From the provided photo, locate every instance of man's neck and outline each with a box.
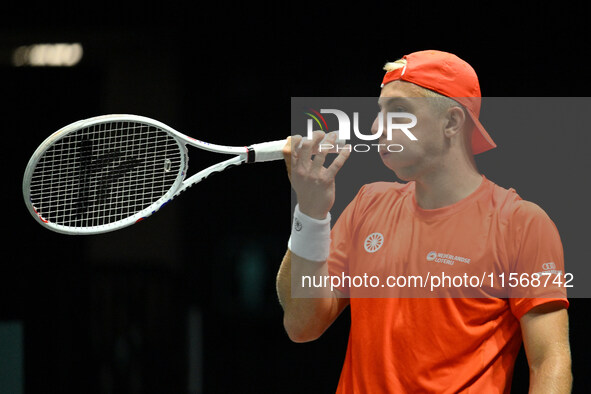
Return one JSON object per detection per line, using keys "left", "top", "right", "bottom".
{"left": 413, "top": 163, "right": 483, "bottom": 210}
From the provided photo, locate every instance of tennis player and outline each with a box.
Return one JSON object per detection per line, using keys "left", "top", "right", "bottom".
{"left": 276, "top": 50, "right": 572, "bottom": 392}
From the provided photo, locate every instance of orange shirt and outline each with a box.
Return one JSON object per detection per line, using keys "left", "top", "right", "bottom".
{"left": 327, "top": 176, "right": 568, "bottom": 393}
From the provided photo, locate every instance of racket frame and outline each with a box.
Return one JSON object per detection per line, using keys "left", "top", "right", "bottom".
{"left": 23, "top": 114, "right": 285, "bottom": 235}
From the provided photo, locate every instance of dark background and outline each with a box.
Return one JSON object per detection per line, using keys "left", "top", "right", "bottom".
{"left": 1, "top": 2, "right": 589, "bottom": 393}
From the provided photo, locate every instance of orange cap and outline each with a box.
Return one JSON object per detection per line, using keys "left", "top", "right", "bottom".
{"left": 381, "top": 50, "right": 496, "bottom": 155}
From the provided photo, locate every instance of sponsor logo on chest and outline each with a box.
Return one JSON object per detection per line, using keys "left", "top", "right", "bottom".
{"left": 426, "top": 251, "right": 471, "bottom": 265}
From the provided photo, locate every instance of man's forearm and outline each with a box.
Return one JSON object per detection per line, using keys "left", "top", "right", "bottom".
{"left": 521, "top": 304, "right": 572, "bottom": 394}
{"left": 528, "top": 353, "right": 572, "bottom": 393}
{"left": 276, "top": 249, "right": 341, "bottom": 342}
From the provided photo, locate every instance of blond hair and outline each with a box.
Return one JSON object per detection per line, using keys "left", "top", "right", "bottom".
{"left": 383, "top": 59, "right": 407, "bottom": 73}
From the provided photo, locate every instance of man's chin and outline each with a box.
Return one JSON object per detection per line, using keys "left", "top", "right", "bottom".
{"left": 382, "top": 161, "right": 418, "bottom": 182}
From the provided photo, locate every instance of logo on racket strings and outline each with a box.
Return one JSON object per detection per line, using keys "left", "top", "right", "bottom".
{"left": 75, "top": 137, "right": 143, "bottom": 217}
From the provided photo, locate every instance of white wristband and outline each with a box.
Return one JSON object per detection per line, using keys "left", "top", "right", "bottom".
{"left": 288, "top": 204, "right": 331, "bottom": 262}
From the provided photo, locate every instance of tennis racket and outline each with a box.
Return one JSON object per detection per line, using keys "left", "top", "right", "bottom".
{"left": 23, "top": 114, "right": 342, "bottom": 235}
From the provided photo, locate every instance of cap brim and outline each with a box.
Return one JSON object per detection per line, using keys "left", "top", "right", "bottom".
{"left": 467, "top": 109, "right": 496, "bottom": 155}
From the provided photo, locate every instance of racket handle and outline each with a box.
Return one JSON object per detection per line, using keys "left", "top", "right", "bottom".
{"left": 249, "top": 137, "right": 348, "bottom": 163}
{"left": 249, "top": 139, "right": 288, "bottom": 162}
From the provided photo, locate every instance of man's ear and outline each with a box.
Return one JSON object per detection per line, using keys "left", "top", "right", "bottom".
{"left": 443, "top": 106, "right": 467, "bottom": 139}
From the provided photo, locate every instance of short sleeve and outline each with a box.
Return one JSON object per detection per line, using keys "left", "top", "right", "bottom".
{"left": 507, "top": 201, "right": 569, "bottom": 319}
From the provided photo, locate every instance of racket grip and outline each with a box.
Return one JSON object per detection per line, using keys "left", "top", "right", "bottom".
{"left": 250, "top": 137, "right": 348, "bottom": 163}
{"left": 249, "top": 139, "right": 288, "bottom": 162}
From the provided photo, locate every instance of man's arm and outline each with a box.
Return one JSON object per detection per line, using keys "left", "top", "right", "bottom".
{"left": 276, "top": 249, "right": 349, "bottom": 342}
{"left": 520, "top": 301, "right": 572, "bottom": 393}
{"left": 276, "top": 133, "right": 351, "bottom": 342}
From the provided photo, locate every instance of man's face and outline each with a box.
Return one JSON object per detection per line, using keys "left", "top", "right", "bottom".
{"left": 372, "top": 81, "right": 447, "bottom": 181}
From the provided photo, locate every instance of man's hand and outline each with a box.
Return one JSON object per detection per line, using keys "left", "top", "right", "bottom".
{"left": 286, "top": 131, "right": 351, "bottom": 220}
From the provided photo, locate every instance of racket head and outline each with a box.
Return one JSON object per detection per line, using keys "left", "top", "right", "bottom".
{"left": 23, "top": 114, "right": 188, "bottom": 234}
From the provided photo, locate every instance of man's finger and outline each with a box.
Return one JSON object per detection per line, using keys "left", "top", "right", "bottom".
{"left": 311, "top": 132, "right": 337, "bottom": 169}
{"left": 298, "top": 130, "right": 326, "bottom": 162}
{"left": 290, "top": 135, "right": 304, "bottom": 160}
{"left": 326, "top": 145, "right": 352, "bottom": 178}
{"left": 282, "top": 136, "right": 292, "bottom": 159}
{"left": 283, "top": 136, "right": 293, "bottom": 181}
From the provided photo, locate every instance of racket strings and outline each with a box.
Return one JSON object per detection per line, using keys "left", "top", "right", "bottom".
{"left": 29, "top": 121, "right": 184, "bottom": 228}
